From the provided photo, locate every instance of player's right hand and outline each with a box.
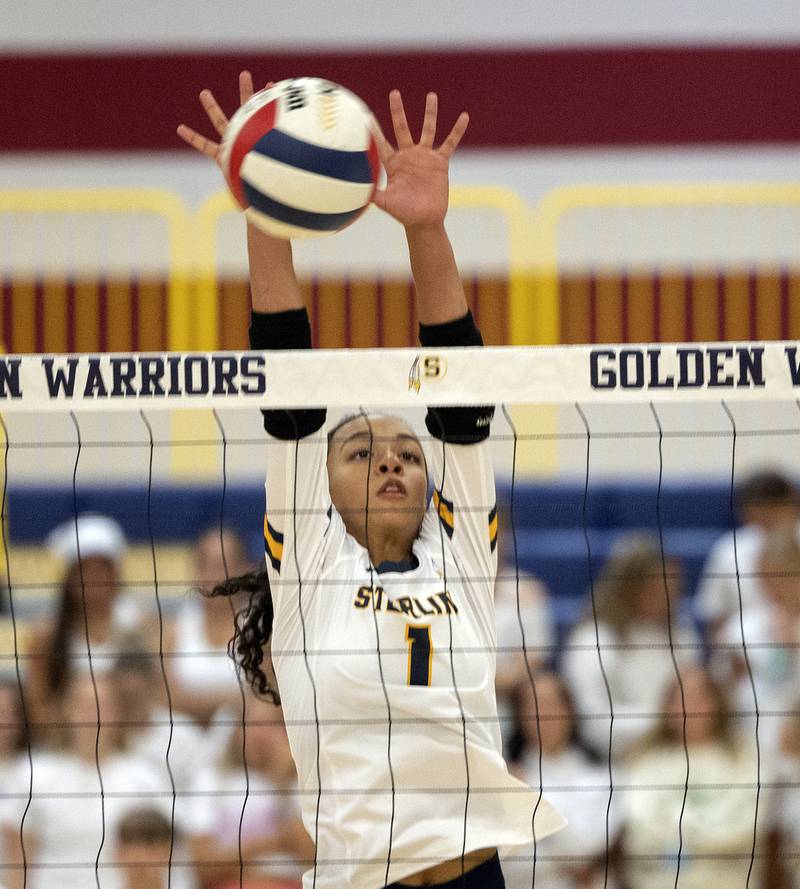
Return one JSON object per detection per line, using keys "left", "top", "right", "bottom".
{"left": 177, "top": 71, "right": 272, "bottom": 168}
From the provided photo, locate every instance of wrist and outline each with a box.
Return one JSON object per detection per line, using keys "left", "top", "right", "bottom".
{"left": 404, "top": 220, "right": 448, "bottom": 241}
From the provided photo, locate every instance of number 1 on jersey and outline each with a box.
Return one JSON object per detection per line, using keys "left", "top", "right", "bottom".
{"left": 405, "top": 624, "right": 433, "bottom": 686}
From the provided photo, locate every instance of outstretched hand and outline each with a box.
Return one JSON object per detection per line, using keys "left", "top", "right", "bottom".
{"left": 373, "top": 90, "right": 468, "bottom": 230}
{"left": 177, "top": 70, "right": 271, "bottom": 167}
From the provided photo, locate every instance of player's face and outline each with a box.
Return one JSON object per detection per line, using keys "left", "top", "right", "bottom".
{"left": 327, "top": 415, "right": 427, "bottom": 553}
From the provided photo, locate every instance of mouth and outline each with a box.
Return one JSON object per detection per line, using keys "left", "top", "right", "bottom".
{"left": 377, "top": 480, "right": 407, "bottom": 497}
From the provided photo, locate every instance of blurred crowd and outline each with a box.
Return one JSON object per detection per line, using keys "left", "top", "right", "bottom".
{"left": 0, "top": 468, "right": 798, "bottom": 889}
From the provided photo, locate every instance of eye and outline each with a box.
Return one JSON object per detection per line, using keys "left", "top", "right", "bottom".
{"left": 401, "top": 450, "right": 422, "bottom": 464}
{"left": 350, "top": 447, "right": 372, "bottom": 460}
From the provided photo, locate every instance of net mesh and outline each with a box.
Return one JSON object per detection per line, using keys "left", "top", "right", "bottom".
{"left": 0, "top": 345, "right": 798, "bottom": 888}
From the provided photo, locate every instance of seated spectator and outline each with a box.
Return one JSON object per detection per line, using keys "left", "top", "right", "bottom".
{"left": 561, "top": 532, "right": 700, "bottom": 760}
{"left": 184, "top": 695, "right": 313, "bottom": 889}
{"left": 494, "top": 500, "right": 556, "bottom": 755}
{"left": 115, "top": 807, "right": 196, "bottom": 889}
{"left": 622, "top": 666, "right": 771, "bottom": 889}
{"left": 503, "top": 671, "right": 623, "bottom": 889}
{"left": 716, "top": 526, "right": 800, "bottom": 757}
{"left": 164, "top": 527, "right": 253, "bottom": 727}
{"left": 108, "top": 646, "right": 210, "bottom": 814}
{"left": 1, "top": 671, "right": 175, "bottom": 889}
{"left": 26, "top": 514, "right": 147, "bottom": 738}
{"left": 695, "top": 469, "right": 800, "bottom": 641}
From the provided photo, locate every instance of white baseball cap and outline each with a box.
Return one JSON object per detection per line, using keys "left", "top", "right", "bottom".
{"left": 46, "top": 514, "right": 127, "bottom": 566}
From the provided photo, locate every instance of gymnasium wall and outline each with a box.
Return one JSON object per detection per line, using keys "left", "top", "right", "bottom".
{"left": 2, "top": 2, "right": 799, "bottom": 349}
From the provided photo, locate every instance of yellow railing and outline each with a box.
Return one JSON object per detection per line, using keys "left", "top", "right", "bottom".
{"left": 529, "top": 182, "right": 800, "bottom": 343}
{"left": 0, "top": 188, "right": 193, "bottom": 351}
{"left": 4, "top": 182, "right": 800, "bottom": 350}
{"left": 192, "top": 185, "right": 543, "bottom": 347}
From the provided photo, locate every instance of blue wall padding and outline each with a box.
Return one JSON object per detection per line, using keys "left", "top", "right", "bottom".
{"left": 8, "top": 483, "right": 735, "bottom": 608}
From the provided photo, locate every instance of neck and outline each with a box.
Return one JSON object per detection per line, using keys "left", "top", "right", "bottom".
{"left": 361, "top": 530, "right": 415, "bottom": 567}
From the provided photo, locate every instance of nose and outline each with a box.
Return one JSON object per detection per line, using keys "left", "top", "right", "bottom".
{"left": 376, "top": 448, "right": 403, "bottom": 474}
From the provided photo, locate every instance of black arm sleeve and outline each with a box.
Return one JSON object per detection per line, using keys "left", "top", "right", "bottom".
{"left": 418, "top": 310, "right": 494, "bottom": 444}
{"left": 249, "top": 308, "right": 327, "bottom": 440}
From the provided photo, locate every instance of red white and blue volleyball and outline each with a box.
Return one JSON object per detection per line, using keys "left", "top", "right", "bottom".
{"left": 220, "top": 78, "right": 380, "bottom": 238}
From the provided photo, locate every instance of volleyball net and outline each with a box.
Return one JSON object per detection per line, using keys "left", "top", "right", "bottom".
{"left": 1, "top": 341, "right": 799, "bottom": 887}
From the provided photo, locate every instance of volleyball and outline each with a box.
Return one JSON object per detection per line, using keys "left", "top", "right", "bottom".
{"left": 220, "top": 77, "right": 380, "bottom": 239}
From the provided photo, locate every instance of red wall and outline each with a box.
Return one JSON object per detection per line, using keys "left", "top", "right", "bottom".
{"left": 3, "top": 45, "right": 800, "bottom": 151}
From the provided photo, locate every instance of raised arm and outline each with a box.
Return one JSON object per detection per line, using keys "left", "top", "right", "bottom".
{"left": 373, "top": 88, "right": 491, "bottom": 436}
{"left": 373, "top": 91, "right": 497, "bottom": 586}
{"left": 179, "top": 73, "right": 330, "bottom": 594}
{"left": 178, "top": 72, "right": 305, "bottom": 315}
{"left": 374, "top": 90, "right": 469, "bottom": 326}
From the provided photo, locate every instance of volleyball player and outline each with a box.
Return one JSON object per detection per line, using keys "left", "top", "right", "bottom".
{"left": 178, "top": 72, "right": 564, "bottom": 889}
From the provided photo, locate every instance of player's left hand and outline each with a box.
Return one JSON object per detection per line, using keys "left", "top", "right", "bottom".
{"left": 372, "top": 90, "right": 468, "bottom": 229}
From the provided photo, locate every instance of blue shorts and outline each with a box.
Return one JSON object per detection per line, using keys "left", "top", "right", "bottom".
{"left": 386, "top": 853, "right": 505, "bottom": 889}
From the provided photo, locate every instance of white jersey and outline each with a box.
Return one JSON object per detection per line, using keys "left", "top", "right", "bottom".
{"left": 263, "top": 431, "right": 565, "bottom": 889}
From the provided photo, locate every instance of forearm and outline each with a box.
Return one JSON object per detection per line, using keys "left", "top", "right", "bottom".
{"left": 247, "top": 223, "right": 304, "bottom": 313}
{"left": 405, "top": 222, "right": 467, "bottom": 325}
{"left": 419, "top": 303, "right": 493, "bottom": 443}
{"left": 247, "top": 228, "right": 326, "bottom": 439}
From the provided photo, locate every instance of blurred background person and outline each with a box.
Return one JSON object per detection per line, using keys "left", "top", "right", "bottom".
{"left": 115, "top": 807, "right": 197, "bottom": 889}
{"left": 622, "top": 666, "right": 770, "bottom": 889}
{"left": 503, "top": 671, "right": 623, "bottom": 889}
{"left": 695, "top": 469, "right": 800, "bottom": 643}
{"left": 493, "top": 498, "right": 556, "bottom": 756}
{"left": 561, "top": 532, "right": 700, "bottom": 761}
{"left": 183, "top": 695, "right": 312, "bottom": 889}
{"left": 713, "top": 526, "right": 800, "bottom": 758}
{"left": 25, "top": 514, "right": 147, "bottom": 739}
{"left": 1, "top": 670, "right": 179, "bottom": 889}
{"left": 108, "top": 645, "right": 209, "bottom": 825}
{"left": 164, "top": 526, "right": 253, "bottom": 727}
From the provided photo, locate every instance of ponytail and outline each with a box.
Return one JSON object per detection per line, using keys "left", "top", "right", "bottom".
{"left": 209, "top": 568, "right": 280, "bottom": 705}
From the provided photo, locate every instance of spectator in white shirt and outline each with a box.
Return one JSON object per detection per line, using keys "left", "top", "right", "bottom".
{"left": 504, "top": 671, "right": 623, "bottom": 889}
{"left": 26, "top": 514, "right": 147, "bottom": 741}
{"left": 561, "top": 532, "right": 700, "bottom": 761}
{"left": 163, "top": 527, "right": 253, "bottom": 727}
{"left": 622, "top": 666, "right": 770, "bottom": 889}
{"left": 1, "top": 671, "right": 174, "bottom": 889}
{"left": 696, "top": 470, "right": 800, "bottom": 643}
{"left": 716, "top": 526, "right": 800, "bottom": 758}
{"left": 183, "top": 695, "right": 313, "bottom": 889}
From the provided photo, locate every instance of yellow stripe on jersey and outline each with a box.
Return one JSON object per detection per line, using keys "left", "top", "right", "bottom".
{"left": 263, "top": 514, "right": 284, "bottom": 573}
{"left": 488, "top": 504, "right": 498, "bottom": 552}
{"left": 432, "top": 489, "right": 454, "bottom": 539}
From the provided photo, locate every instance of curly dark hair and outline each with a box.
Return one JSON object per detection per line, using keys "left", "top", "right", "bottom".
{"left": 209, "top": 568, "right": 280, "bottom": 705}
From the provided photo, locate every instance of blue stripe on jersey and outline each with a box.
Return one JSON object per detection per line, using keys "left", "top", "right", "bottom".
{"left": 243, "top": 182, "right": 365, "bottom": 232}
{"left": 253, "top": 129, "right": 374, "bottom": 183}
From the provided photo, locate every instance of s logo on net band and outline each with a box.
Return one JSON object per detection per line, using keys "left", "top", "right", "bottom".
{"left": 408, "top": 354, "right": 448, "bottom": 393}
